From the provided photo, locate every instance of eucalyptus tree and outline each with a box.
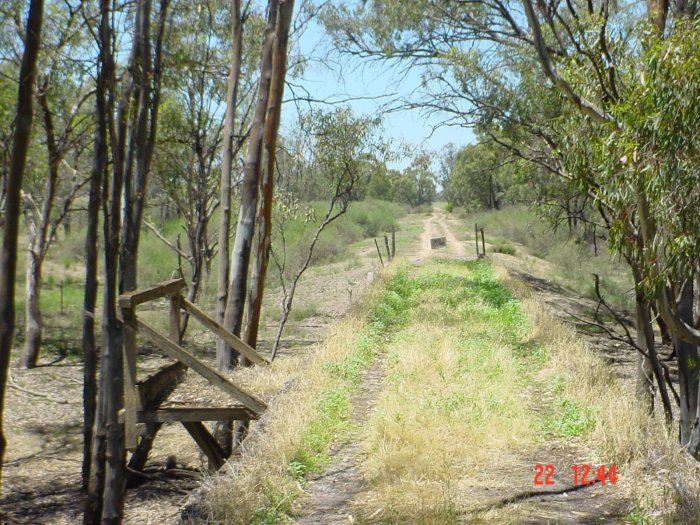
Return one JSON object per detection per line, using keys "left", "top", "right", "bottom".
{"left": 220, "top": 0, "right": 296, "bottom": 367}
{"left": 84, "top": 0, "right": 172, "bottom": 520}
{"left": 152, "top": 0, "right": 232, "bottom": 321}
{"left": 0, "top": 0, "right": 45, "bottom": 485}
{"left": 270, "top": 107, "right": 384, "bottom": 360}
{"left": 19, "top": 0, "right": 93, "bottom": 369}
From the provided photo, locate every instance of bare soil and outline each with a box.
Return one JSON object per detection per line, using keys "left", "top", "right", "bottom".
{"left": 291, "top": 357, "right": 387, "bottom": 525}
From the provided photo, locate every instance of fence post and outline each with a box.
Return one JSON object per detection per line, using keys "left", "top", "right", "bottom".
{"left": 384, "top": 235, "right": 391, "bottom": 262}
{"left": 481, "top": 228, "right": 486, "bottom": 256}
{"left": 374, "top": 238, "right": 385, "bottom": 267}
{"left": 475, "top": 223, "right": 480, "bottom": 257}
{"left": 170, "top": 292, "right": 182, "bottom": 345}
{"left": 391, "top": 226, "right": 396, "bottom": 258}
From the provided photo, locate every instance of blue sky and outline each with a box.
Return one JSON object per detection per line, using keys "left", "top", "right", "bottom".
{"left": 282, "top": 17, "right": 475, "bottom": 170}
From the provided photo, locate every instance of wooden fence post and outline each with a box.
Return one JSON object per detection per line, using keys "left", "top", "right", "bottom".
{"left": 170, "top": 292, "right": 182, "bottom": 345}
{"left": 122, "top": 307, "right": 141, "bottom": 452}
{"left": 475, "top": 223, "right": 480, "bottom": 257}
{"left": 481, "top": 228, "right": 486, "bottom": 256}
{"left": 374, "top": 238, "right": 385, "bottom": 267}
{"left": 391, "top": 226, "right": 396, "bottom": 258}
{"left": 384, "top": 235, "right": 391, "bottom": 262}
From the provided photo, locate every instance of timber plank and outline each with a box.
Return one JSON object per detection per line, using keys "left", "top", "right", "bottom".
{"left": 122, "top": 309, "right": 141, "bottom": 451}
{"left": 129, "top": 317, "right": 267, "bottom": 414}
{"left": 182, "top": 422, "right": 226, "bottom": 472}
{"left": 118, "top": 278, "right": 185, "bottom": 308}
{"left": 137, "top": 407, "right": 256, "bottom": 423}
{"left": 138, "top": 362, "right": 188, "bottom": 408}
{"left": 179, "top": 297, "right": 269, "bottom": 365}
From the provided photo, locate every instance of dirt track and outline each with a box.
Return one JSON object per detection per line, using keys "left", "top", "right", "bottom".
{"left": 413, "top": 210, "right": 468, "bottom": 261}
{"left": 291, "top": 210, "right": 630, "bottom": 524}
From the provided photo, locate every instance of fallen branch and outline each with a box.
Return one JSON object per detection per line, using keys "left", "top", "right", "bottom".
{"left": 8, "top": 371, "right": 74, "bottom": 404}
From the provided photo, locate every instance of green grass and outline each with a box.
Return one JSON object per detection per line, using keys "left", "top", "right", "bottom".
{"left": 355, "top": 259, "right": 554, "bottom": 523}
{"left": 249, "top": 268, "right": 413, "bottom": 524}
{"left": 545, "top": 398, "right": 595, "bottom": 439}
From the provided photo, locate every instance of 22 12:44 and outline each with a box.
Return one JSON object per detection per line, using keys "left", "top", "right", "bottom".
{"left": 533, "top": 464, "right": 617, "bottom": 485}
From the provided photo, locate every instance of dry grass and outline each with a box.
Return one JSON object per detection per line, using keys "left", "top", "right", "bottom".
{"left": 187, "top": 266, "right": 400, "bottom": 524}
{"left": 494, "top": 263, "right": 700, "bottom": 523}
{"left": 190, "top": 258, "right": 700, "bottom": 524}
{"left": 356, "top": 261, "right": 542, "bottom": 524}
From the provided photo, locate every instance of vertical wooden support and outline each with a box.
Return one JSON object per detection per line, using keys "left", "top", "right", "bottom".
{"left": 374, "top": 238, "right": 385, "bottom": 267}
{"left": 480, "top": 228, "right": 486, "bottom": 255}
{"left": 475, "top": 223, "right": 480, "bottom": 257}
{"left": 122, "top": 307, "right": 142, "bottom": 451}
{"left": 182, "top": 422, "right": 226, "bottom": 472}
{"left": 170, "top": 292, "right": 182, "bottom": 345}
{"left": 391, "top": 226, "right": 396, "bottom": 258}
{"left": 384, "top": 235, "right": 391, "bottom": 262}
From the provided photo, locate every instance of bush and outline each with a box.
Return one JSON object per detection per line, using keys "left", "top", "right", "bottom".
{"left": 491, "top": 241, "right": 516, "bottom": 255}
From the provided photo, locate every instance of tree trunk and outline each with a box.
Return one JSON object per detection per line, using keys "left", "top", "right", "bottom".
{"left": 220, "top": 0, "right": 278, "bottom": 370}
{"left": 81, "top": 0, "right": 109, "bottom": 486}
{"left": 675, "top": 281, "right": 699, "bottom": 444}
{"left": 217, "top": 0, "right": 279, "bottom": 456}
{"left": 216, "top": 0, "right": 243, "bottom": 358}
{"left": 120, "top": 0, "right": 155, "bottom": 294}
{"left": 244, "top": 0, "right": 295, "bottom": 351}
{"left": 21, "top": 250, "right": 42, "bottom": 368}
{"left": 0, "top": 0, "right": 44, "bottom": 485}
{"left": 635, "top": 293, "right": 655, "bottom": 414}
{"left": 20, "top": 86, "right": 61, "bottom": 369}
{"left": 632, "top": 265, "right": 673, "bottom": 423}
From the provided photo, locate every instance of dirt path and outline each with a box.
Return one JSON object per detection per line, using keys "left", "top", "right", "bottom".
{"left": 292, "top": 358, "right": 387, "bottom": 524}
{"left": 413, "top": 210, "right": 468, "bottom": 261}
{"left": 291, "top": 211, "right": 631, "bottom": 524}
{"left": 292, "top": 212, "right": 455, "bottom": 523}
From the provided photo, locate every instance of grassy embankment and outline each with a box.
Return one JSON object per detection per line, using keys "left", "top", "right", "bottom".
{"left": 452, "top": 205, "right": 634, "bottom": 313}
{"left": 9, "top": 198, "right": 410, "bottom": 354}
{"left": 196, "top": 258, "right": 698, "bottom": 524}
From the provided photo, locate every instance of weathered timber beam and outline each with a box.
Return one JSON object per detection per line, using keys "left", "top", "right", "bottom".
{"left": 182, "top": 422, "right": 226, "bottom": 472}
{"left": 178, "top": 297, "right": 269, "bottom": 365}
{"left": 137, "top": 407, "right": 257, "bottom": 423}
{"left": 118, "top": 278, "right": 185, "bottom": 309}
{"left": 128, "top": 317, "right": 267, "bottom": 414}
{"left": 139, "top": 362, "right": 188, "bottom": 408}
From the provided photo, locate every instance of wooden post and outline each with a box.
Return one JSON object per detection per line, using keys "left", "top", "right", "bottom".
{"left": 122, "top": 308, "right": 142, "bottom": 451}
{"left": 384, "top": 235, "right": 391, "bottom": 262}
{"left": 170, "top": 292, "right": 182, "bottom": 345}
{"left": 391, "top": 226, "right": 396, "bottom": 258}
{"left": 475, "top": 223, "right": 480, "bottom": 257}
{"left": 374, "top": 238, "right": 385, "bottom": 267}
{"left": 480, "top": 228, "right": 486, "bottom": 255}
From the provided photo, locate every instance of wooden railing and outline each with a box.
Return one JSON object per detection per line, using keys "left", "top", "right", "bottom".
{"left": 119, "top": 278, "right": 268, "bottom": 471}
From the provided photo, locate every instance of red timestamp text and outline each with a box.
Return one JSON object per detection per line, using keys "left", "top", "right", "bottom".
{"left": 533, "top": 464, "right": 617, "bottom": 486}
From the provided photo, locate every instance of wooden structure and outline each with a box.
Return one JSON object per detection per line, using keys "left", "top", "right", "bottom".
{"left": 430, "top": 236, "right": 446, "bottom": 249}
{"left": 118, "top": 278, "right": 268, "bottom": 471}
